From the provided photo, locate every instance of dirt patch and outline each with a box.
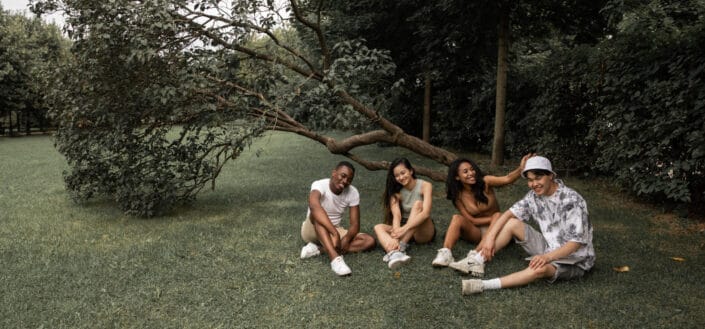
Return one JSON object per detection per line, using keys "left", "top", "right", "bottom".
{"left": 651, "top": 213, "right": 705, "bottom": 237}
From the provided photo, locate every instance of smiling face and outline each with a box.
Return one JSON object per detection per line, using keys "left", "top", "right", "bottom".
{"left": 455, "top": 161, "right": 477, "bottom": 186}
{"left": 393, "top": 163, "right": 414, "bottom": 187}
{"left": 329, "top": 165, "right": 354, "bottom": 194}
{"left": 525, "top": 171, "right": 557, "bottom": 197}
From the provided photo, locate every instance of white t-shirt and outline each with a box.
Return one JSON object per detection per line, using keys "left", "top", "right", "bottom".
{"left": 306, "top": 178, "right": 360, "bottom": 227}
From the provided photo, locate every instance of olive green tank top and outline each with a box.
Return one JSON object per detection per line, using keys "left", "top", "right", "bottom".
{"left": 400, "top": 179, "right": 424, "bottom": 219}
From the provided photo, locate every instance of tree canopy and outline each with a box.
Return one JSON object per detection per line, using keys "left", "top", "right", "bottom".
{"left": 0, "top": 5, "right": 68, "bottom": 135}
{"left": 30, "top": 0, "right": 705, "bottom": 217}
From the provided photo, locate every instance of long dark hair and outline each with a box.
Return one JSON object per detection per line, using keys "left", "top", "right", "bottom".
{"left": 445, "top": 158, "right": 488, "bottom": 205}
{"left": 382, "top": 158, "right": 416, "bottom": 225}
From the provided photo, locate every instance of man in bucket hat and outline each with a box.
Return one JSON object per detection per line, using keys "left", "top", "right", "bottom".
{"left": 460, "top": 156, "right": 595, "bottom": 295}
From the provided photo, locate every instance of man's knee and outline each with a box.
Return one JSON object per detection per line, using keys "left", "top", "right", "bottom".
{"left": 525, "top": 264, "right": 555, "bottom": 279}
{"left": 504, "top": 218, "right": 525, "bottom": 237}
{"left": 360, "top": 234, "right": 376, "bottom": 250}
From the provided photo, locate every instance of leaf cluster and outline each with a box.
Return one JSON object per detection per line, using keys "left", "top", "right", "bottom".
{"left": 0, "top": 6, "right": 68, "bottom": 132}
{"left": 44, "top": 0, "right": 266, "bottom": 216}
{"left": 589, "top": 0, "right": 705, "bottom": 204}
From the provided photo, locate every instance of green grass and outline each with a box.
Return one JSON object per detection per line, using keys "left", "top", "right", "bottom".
{"left": 1, "top": 133, "right": 704, "bottom": 328}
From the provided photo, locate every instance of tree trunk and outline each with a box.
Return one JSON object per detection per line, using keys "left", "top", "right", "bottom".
{"left": 8, "top": 111, "right": 14, "bottom": 137}
{"left": 422, "top": 71, "right": 431, "bottom": 143}
{"left": 25, "top": 110, "right": 31, "bottom": 136}
{"left": 491, "top": 7, "right": 509, "bottom": 168}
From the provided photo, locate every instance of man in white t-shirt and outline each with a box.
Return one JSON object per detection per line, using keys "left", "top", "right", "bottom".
{"left": 300, "top": 161, "right": 376, "bottom": 276}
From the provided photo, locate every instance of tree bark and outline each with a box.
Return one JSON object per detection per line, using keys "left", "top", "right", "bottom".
{"left": 423, "top": 71, "right": 431, "bottom": 143}
{"left": 491, "top": 7, "right": 509, "bottom": 168}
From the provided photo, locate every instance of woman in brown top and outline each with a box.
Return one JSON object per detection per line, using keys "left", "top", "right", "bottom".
{"left": 432, "top": 154, "right": 533, "bottom": 269}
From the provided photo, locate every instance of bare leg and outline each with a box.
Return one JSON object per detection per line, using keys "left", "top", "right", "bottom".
{"left": 489, "top": 217, "right": 526, "bottom": 254}
{"left": 374, "top": 224, "right": 399, "bottom": 253}
{"left": 499, "top": 264, "right": 556, "bottom": 288}
{"left": 399, "top": 200, "right": 435, "bottom": 244}
{"left": 313, "top": 221, "right": 339, "bottom": 261}
{"left": 347, "top": 233, "right": 376, "bottom": 252}
{"left": 443, "top": 214, "right": 483, "bottom": 249}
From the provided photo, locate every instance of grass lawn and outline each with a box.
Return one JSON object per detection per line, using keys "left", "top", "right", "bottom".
{"left": 1, "top": 132, "right": 704, "bottom": 328}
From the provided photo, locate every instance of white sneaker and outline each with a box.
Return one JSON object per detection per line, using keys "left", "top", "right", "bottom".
{"left": 432, "top": 248, "right": 454, "bottom": 267}
{"left": 449, "top": 250, "right": 484, "bottom": 277}
{"left": 387, "top": 251, "right": 411, "bottom": 270}
{"left": 300, "top": 242, "right": 320, "bottom": 259}
{"left": 461, "top": 279, "right": 484, "bottom": 295}
{"left": 331, "top": 256, "right": 352, "bottom": 276}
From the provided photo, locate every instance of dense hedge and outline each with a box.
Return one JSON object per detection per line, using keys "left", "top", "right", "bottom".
{"left": 500, "top": 3, "right": 705, "bottom": 215}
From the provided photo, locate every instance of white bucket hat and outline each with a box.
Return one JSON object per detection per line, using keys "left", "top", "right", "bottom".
{"left": 521, "top": 156, "right": 556, "bottom": 178}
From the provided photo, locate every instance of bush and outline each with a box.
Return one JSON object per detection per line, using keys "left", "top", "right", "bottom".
{"left": 588, "top": 1, "right": 705, "bottom": 215}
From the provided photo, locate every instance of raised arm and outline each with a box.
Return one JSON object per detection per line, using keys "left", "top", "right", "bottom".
{"left": 484, "top": 153, "right": 535, "bottom": 187}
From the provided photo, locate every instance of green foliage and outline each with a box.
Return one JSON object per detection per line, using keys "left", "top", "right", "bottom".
{"left": 589, "top": 0, "right": 705, "bottom": 205}
{"left": 289, "top": 39, "right": 400, "bottom": 132}
{"left": 505, "top": 0, "right": 705, "bottom": 212}
{"left": 44, "top": 0, "right": 265, "bottom": 216}
{"left": 0, "top": 6, "right": 68, "bottom": 134}
{"left": 506, "top": 44, "right": 602, "bottom": 172}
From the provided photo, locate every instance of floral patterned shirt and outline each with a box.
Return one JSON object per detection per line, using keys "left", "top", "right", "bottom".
{"left": 509, "top": 179, "right": 595, "bottom": 270}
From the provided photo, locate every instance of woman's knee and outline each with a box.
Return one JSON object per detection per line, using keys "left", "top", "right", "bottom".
{"left": 449, "top": 214, "right": 464, "bottom": 227}
{"left": 374, "top": 224, "right": 390, "bottom": 235}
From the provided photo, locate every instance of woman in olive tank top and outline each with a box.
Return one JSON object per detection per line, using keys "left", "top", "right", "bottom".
{"left": 374, "top": 158, "right": 436, "bottom": 270}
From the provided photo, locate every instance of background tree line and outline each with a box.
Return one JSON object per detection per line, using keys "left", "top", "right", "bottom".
{"left": 0, "top": 4, "right": 68, "bottom": 136}
{"left": 24, "top": 0, "right": 704, "bottom": 218}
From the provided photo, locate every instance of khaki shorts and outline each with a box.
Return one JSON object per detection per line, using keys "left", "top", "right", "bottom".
{"left": 516, "top": 223, "right": 586, "bottom": 283}
{"left": 301, "top": 217, "right": 348, "bottom": 243}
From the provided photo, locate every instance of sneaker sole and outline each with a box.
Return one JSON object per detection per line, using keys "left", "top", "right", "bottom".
{"left": 300, "top": 251, "right": 320, "bottom": 259}
{"left": 448, "top": 263, "right": 471, "bottom": 274}
{"left": 388, "top": 257, "right": 411, "bottom": 270}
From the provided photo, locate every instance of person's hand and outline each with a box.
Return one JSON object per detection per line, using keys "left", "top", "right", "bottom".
{"left": 478, "top": 238, "right": 496, "bottom": 262}
{"left": 520, "top": 153, "right": 536, "bottom": 170}
{"left": 529, "top": 254, "right": 552, "bottom": 270}
{"left": 384, "top": 239, "right": 400, "bottom": 252}
{"left": 340, "top": 235, "right": 352, "bottom": 253}
{"left": 391, "top": 225, "right": 407, "bottom": 239}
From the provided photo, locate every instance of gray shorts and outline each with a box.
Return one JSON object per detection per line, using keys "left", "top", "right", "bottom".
{"left": 515, "top": 224, "right": 586, "bottom": 283}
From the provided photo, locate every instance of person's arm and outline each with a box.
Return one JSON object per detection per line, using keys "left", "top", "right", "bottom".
{"left": 529, "top": 241, "right": 582, "bottom": 270}
{"left": 477, "top": 209, "right": 516, "bottom": 261}
{"left": 398, "top": 181, "right": 433, "bottom": 231}
{"left": 340, "top": 205, "right": 360, "bottom": 252}
{"left": 454, "top": 199, "right": 493, "bottom": 226}
{"left": 484, "top": 153, "right": 534, "bottom": 187}
{"left": 308, "top": 189, "right": 340, "bottom": 248}
{"left": 390, "top": 194, "right": 403, "bottom": 231}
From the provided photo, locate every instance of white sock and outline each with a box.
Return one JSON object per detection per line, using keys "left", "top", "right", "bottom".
{"left": 399, "top": 241, "right": 409, "bottom": 252}
{"left": 482, "top": 278, "right": 501, "bottom": 290}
